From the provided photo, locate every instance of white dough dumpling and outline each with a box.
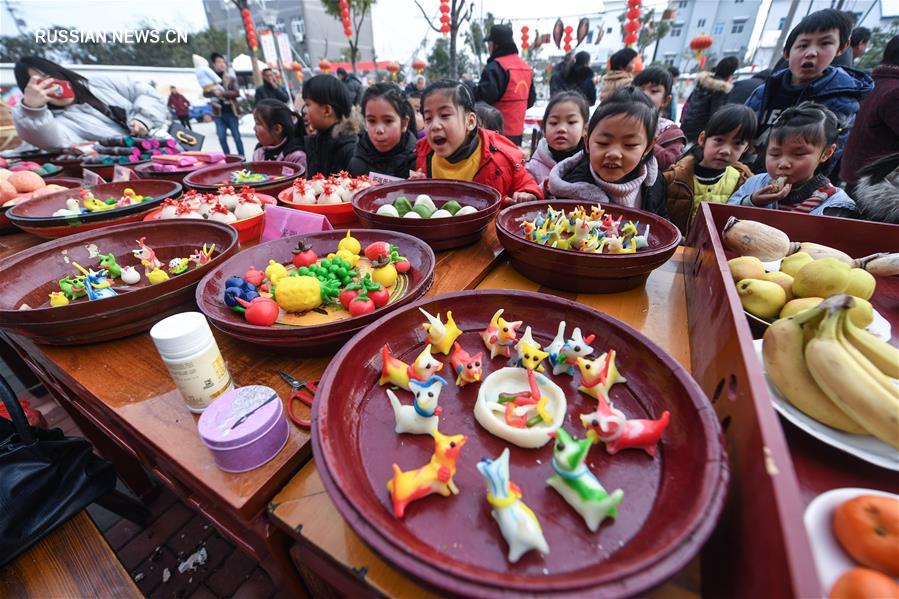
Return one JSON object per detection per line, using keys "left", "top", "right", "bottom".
{"left": 376, "top": 204, "right": 400, "bottom": 217}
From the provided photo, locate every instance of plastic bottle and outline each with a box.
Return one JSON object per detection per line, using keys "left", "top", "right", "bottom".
{"left": 150, "top": 312, "right": 233, "bottom": 413}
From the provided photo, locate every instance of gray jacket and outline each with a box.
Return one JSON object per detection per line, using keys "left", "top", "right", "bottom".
{"left": 12, "top": 74, "right": 168, "bottom": 151}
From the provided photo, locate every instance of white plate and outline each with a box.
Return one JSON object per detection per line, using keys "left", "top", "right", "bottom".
{"left": 804, "top": 488, "right": 899, "bottom": 594}
{"left": 753, "top": 340, "right": 899, "bottom": 471}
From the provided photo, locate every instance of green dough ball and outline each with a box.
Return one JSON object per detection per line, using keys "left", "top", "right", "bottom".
{"left": 393, "top": 197, "right": 413, "bottom": 216}
{"left": 412, "top": 204, "right": 435, "bottom": 218}
{"left": 442, "top": 200, "right": 462, "bottom": 215}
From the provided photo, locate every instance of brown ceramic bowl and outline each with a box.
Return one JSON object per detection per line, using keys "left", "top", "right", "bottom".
{"left": 0, "top": 220, "right": 238, "bottom": 345}
{"left": 0, "top": 177, "right": 83, "bottom": 234}
{"left": 6, "top": 180, "right": 182, "bottom": 239}
{"left": 184, "top": 161, "right": 304, "bottom": 196}
{"left": 196, "top": 229, "right": 435, "bottom": 354}
{"left": 496, "top": 199, "right": 682, "bottom": 293}
{"left": 313, "top": 289, "right": 728, "bottom": 597}
{"left": 134, "top": 155, "right": 244, "bottom": 184}
{"left": 353, "top": 180, "right": 502, "bottom": 250}
{"left": 82, "top": 159, "right": 150, "bottom": 181}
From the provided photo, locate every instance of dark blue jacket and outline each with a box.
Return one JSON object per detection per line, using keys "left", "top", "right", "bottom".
{"left": 745, "top": 65, "right": 874, "bottom": 173}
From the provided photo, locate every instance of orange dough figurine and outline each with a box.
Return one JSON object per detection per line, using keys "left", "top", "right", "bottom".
{"left": 386, "top": 429, "right": 467, "bottom": 518}
{"left": 829, "top": 568, "right": 898, "bottom": 599}
{"left": 449, "top": 342, "right": 483, "bottom": 387}
{"left": 833, "top": 495, "right": 899, "bottom": 577}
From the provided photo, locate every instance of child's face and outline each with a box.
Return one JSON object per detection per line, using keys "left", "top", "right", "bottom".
{"left": 637, "top": 83, "right": 670, "bottom": 110}
{"left": 304, "top": 98, "right": 337, "bottom": 131}
{"left": 253, "top": 112, "right": 281, "bottom": 146}
{"left": 587, "top": 113, "right": 651, "bottom": 182}
{"left": 423, "top": 91, "right": 476, "bottom": 158}
{"left": 545, "top": 101, "right": 585, "bottom": 152}
{"left": 364, "top": 97, "right": 408, "bottom": 153}
{"left": 698, "top": 128, "right": 750, "bottom": 170}
{"left": 786, "top": 28, "right": 843, "bottom": 84}
{"left": 766, "top": 135, "right": 835, "bottom": 185}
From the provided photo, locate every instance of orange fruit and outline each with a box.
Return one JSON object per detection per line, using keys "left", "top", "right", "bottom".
{"left": 830, "top": 568, "right": 898, "bottom": 598}
{"left": 833, "top": 495, "right": 899, "bottom": 577}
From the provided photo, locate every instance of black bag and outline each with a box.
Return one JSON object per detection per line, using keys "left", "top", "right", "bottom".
{"left": 0, "top": 375, "right": 116, "bottom": 566}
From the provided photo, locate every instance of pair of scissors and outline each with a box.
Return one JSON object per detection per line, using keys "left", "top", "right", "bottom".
{"left": 278, "top": 371, "right": 318, "bottom": 429}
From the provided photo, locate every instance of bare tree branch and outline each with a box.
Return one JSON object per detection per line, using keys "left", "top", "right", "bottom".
{"left": 414, "top": 0, "right": 441, "bottom": 33}
{"left": 460, "top": 1, "right": 474, "bottom": 25}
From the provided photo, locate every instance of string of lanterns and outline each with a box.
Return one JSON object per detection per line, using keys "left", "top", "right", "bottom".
{"left": 520, "top": 25, "right": 529, "bottom": 51}
{"left": 624, "top": 0, "right": 641, "bottom": 47}
{"left": 439, "top": 0, "right": 450, "bottom": 35}
{"left": 240, "top": 8, "right": 258, "bottom": 51}
{"left": 339, "top": 0, "right": 352, "bottom": 39}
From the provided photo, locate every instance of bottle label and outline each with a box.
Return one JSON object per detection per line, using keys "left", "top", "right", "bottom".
{"left": 164, "top": 343, "right": 233, "bottom": 411}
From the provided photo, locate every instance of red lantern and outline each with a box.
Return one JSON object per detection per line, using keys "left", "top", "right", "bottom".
{"left": 625, "top": 20, "right": 641, "bottom": 33}
{"left": 440, "top": 14, "right": 450, "bottom": 24}
{"left": 624, "top": 32, "right": 638, "bottom": 45}
{"left": 344, "top": 27, "right": 352, "bottom": 37}
{"left": 319, "top": 59, "right": 332, "bottom": 73}
{"left": 412, "top": 57, "right": 427, "bottom": 73}
{"left": 626, "top": 8, "right": 641, "bottom": 20}
{"left": 690, "top": 34, "right": 714, "bottom": 68}
{"left": 439, "top": 3, "right": 450, "bottom": 12}
{"left": 386, "top": 62, "right": 400, "bottom": 80}
{"left": 440, "top": 24, "right": 450, "bottom": 34}
{"left": 627, "top": 0, "right": 641, "bottom": 7}
{"left": 241, "top": 8, "right": 251, "bottom": 18}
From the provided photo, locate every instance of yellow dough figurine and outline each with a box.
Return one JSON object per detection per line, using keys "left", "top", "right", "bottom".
{"left": 418, "top": 308, "right": 463, "bottom": 355}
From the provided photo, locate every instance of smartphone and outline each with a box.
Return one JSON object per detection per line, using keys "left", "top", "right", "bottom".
{"left": 40, "top": 78, "right": 74, "bottom": 100}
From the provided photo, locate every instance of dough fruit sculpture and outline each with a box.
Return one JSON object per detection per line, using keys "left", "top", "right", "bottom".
{"left": 829, "top": 568, "right": 898, "bottom": 599}
{"left": 272, "top": 275, "right": 324, "bottom": 312}
{"left": 832, "top": 495, "right": 899, "bottom": 577}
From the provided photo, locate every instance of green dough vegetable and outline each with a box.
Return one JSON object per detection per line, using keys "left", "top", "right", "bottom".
{"left": 442, "top": 200, "right": 462, "bottom": 215}
{"left": 393, "top": 196, "right": 413, "bottom": 215}
{"left": 412, "top": 204, "right": 435, "bottom": 218}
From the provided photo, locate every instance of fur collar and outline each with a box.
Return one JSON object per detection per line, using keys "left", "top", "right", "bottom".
{"left": 696, "top": 71, "right": 733, "bottom": 94}
{"left": 329, "top": 108, "right": 362, "bottom": 138}
{"left": 855, "top": 169, "right": 899, "bottom": 224}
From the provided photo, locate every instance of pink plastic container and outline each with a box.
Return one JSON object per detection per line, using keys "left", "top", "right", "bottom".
{"left": 197, "top": 385, "right": 289, "bottom": 473}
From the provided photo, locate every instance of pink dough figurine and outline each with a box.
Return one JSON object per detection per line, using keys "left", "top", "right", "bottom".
{"left": 580, "top": 393, "right": 670, "bottom": 457}
{"left": 133, "top": 237, "right": 161, "bottom": 273}
{"left": 189, "top": 243, "right": 216, "bottom": 268}
{"left": 244, "top": 265, "right": 265, "bottom": 287}
{"left": 481, "top": 309, "right": 522, "bottom": 359}
{"left": 577, "top": 351, "right": 627, "bottom": 400}
{"left": 407, "top": 344, "right": 443, "bottom": 382}
{"left": 386, "top": 429, "right": 468, "bottom": 518}
{"left": 449, "top": 342, "right": 483, "bottom": 387}
{"left": 419, "top": 308, "right": 463, "bottom": 355}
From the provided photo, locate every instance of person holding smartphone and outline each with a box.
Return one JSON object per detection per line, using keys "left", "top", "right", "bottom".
{"left": 12, "top": 56, "right": 168, "bottom": 151}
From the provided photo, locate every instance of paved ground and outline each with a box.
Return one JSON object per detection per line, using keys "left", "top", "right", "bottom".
{"left": 184, "top": 117, "right": 258, "bottom": 160}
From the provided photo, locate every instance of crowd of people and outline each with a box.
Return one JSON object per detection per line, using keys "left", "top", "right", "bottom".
{"left": 9, "top": 10, "right": 898, "bottom": 227}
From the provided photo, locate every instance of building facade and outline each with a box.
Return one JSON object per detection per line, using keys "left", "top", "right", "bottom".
{"left": 202, "top": 0, "right": 375, "bottom": 70}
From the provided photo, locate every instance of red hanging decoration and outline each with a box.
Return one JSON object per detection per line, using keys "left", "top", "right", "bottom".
{"left": 563, "top": 24, "right": 573, "bottom": 52}
{"left": 386, "top": 62, "right": 400, "bottom": 81}
{"left": 439, "top": 3, "right": 450, "bottom": 12}
{"left": 319, "top": 59, "right": 332, "bottom": 73}
{"left": 627, "top": 0, "right": 641, "bottom": 7}
{"left": 626, "top": 8, "right": 641, "bottom": 20}
{"left": 520, "top": 25, "right": 529, "bottom": 51}
{"left": 690, "top": 34, "right": 714, "bottom": 68}
{"left": 344, "top": 27, "right": 353, "bottom": 37}
{"left": 440, "top": 24, "right": 450, "bottom": 34}
{"left": 625, "top": 20, "right": 641, "bottom": 33}
{"left": 241, "top": 8, "right": 258, "bottom": 50}
{"left": 624, "top": 33, "right": 638, "bottom": 45}
{"left": 412, "top": 57, "right": 427, "bottom": 73}
{"left": 439, "top": 0, "right": 450, "bottom": 36}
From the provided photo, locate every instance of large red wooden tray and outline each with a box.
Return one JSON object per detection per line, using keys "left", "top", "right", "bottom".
{"left": 134, "top": 154, "right": 243, "bottom": 184}
{"left": 0, "top": 177, "right": 82, "bottom": 233}
{"left": 313, "top": 290, "right": 727, "bottom": 597}
{"left": 0, "top": 220, "right": 238, "bottom": 345}
{"left": 196, "top": 229, "right": 435, "bottom": 354}
{"left": 353, "top": 179, "right": 502, "bottom": 250}
{"left": 82, "top": 159, "right": 149, "bottom": 181}
{"left": 495, "top": 200, "right": 681, "bottom": 293}
{"left": 6, "top": 180, "right": 182, "bottom": 239}
{"left": 184, "top": 161, "right": 303, "bottom": 196}
{"left": 685, "top": 202, "right": 899, "bottom": 598}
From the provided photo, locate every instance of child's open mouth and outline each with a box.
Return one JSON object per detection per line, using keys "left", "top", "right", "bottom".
{"left": 431, "top": 135, "right": 447, "bottom": 147}
{"left": 800, "top": 60, "right": 815, "bottom": 70}
{"left": 602, "top": 163, "right": 621, "bottom": 170}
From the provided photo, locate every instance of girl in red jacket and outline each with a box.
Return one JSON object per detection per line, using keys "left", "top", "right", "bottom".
{"left": 411, "top": 80, "right": 542, "bottom": 201}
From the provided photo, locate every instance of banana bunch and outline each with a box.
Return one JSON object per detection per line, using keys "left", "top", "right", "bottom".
{"left": 763, "top": 295, "right": 899, "bottom": 449}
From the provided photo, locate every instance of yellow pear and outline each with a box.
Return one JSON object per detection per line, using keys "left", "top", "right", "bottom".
{"left": 848, "top": 296, "right": 874, "bottom": 328}
{"left": 763, "top": 271, "right": 794, "bottom": 301}
{"left": 780, "top": 251, "right": 814, "bottom": 277}
{"left": 737, "top": 279, "right": 787, "bottom": 320}
{"left": 779, "top": 297, "right": 823, "bottom": 319}
{"left": 844, "top": 268, "right": 876, "bottom": 300}
{"left": 728, "top": 256, "right": 766, "bottom": 283}
{"left": 792, "top": 258, "right": 850, "bottom": 298}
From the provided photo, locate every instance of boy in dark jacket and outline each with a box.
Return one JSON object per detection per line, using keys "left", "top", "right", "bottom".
{"left": 680, "top": 56, "right": 739, "bottom": 142}
{"left": 633, "top": 66, "right": 686, "bottom": 170}
{"left": 745, "top": 9, "right": 873, "bottom": 174}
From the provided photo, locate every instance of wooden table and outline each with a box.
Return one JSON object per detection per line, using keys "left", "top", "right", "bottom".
{"left": 0, "top": 226, "right": 504, "bottom": 594}
{"left": 269, "top": 248, "right": 701, "bottom": 597}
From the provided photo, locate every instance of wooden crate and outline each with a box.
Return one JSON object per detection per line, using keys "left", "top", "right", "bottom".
{"left": 685, "top": 203, "right": 899, "bottom": 598}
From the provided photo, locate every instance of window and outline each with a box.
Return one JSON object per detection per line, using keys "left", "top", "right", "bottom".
{"left": 664, "top": 54, "right": 676, "bottom": 66}
{"left": 676, "top": 0, "right": 687, "bottom": 8}
{"left": 697, "top": 18, "right": 706, "bottom": 28}
{"left": 606, "top": 26, "right": 613, "bottom": 34}
{"left": 778, "top": 17, "right": 786, "bottom": 30}
{"left": 735, "top": 0, "right": 744, "bottom": 3}
{"left": 291, "top": 17, "right": 305, "bottom": 42}
{"left": 731, "top": 19, "right": 746, "bottom": 34}
{"left": 713, "top": 22, "right": 725, "bottom": 35}
{"left": 671, "top": 24, "right": 683, "bottom": 37}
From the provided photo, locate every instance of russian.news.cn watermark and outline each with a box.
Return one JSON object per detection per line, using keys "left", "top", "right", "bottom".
{"left": 34, "top": 29, "right": 188, "bottom": 44}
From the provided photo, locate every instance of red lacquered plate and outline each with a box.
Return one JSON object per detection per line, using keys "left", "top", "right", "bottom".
{"left": 313, "top": 290, "right": 727, "bottom": 597}
{"left": 196, "top": 229, "right": 435, "bottom": 354}
{"left": 82, "top": 159, "right": 150, "bottom": 180}
{"left": 277, "top": 187, "right": 357, "bottom": 225}
{"left": 496, "top": 200, "right": 682, "bottom": 293}
{"left": 353, "top": 179, "right": 502, "bottom": 250}
{"left": 143, "top": 193, "right": 276, "bottom": 244}
{"left": 184, "top": 161, "right": 304, "bottom": 196}
{"left": 0, "top": 220, "right": 238, "bottom": 345}
{"left": 6, "top": 180, "right": 182, "bottom": 239}
{"left": 134, "top": 155, "right": 244, "bottom": 184}
{"left": 0, "top": 177, "right": 83, "bottom": 234}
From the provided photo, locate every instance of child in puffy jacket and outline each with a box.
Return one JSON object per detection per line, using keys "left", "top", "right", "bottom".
{"left": 526, "top": 91, "right": 588, "bottom": 190}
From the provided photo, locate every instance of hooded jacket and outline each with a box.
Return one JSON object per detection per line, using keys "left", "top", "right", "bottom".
{"left": 680, "top": 72, "right": 733, "bottom": 142}
{"left": 347, "top": 129, "right": 417, "bottom": 178}
{"left": 13, "top": 75, "right": 168, "bottom": 151}
{"left": 415, "top": 127, "right": 543, "bottom": 199}
{"left": 525, "top": 138, "right": 556, "bottom": 188}
{"left": 654, "top": 117, "right": 686, "bottom": 171}
{"left": 727, "top": 172, "right": 856, "bottom": 216}
{"left": 599, "top": 70, "right": 633, "bottom": 103}
{"left": 745, "top": 65, "right": 874, "bottom": 173}
{"left": 839, "top": 65, "right": 899, "bottom": 186}
{"left": 546, "top": 151, "right": 667, "bottom": 217}
{"left": 304, "top": 117, "right": 361, "bottom": 177}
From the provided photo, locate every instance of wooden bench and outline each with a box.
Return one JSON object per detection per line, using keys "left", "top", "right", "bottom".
{"left": 0, "top": 511, "right": 141, "bottom": 599}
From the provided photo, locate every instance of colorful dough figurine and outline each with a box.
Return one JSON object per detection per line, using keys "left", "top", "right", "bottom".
{"left": 145, "top": 265, "right": 170, "bottom": 285}
{"left": 514, "top": 326, "right": 549, "bottom": 372}
{"left": 474, "top": 367, "right": 566, "bottom": 449}
{"left": 189, "top": 244, "right": 216, "bottom": 268}
{"left": 48, "top": 291, "right": 69, "bottom": 307}
{"left": 386, "top": 429, "right": 468, "bottom": 518}
{"left": 477, "top": 448, "right": 550, "bottom": 563}
{"left": 386, "top": 375, "right": 447, "bottom": 435}
{"left": 168, "top": 257, "right": 190, "bottom": 275}
{"left": 133, "top": 237, "right": 161, "bottom": 273}
{"left": 481, "top": 309, "right": 522, "bottom": 359}
{"left": 449, "top": 342, "right": 483, "bottom": 387}
{"left": 580, "top": 394, "right": 670, "bottom": 457}
{"left": 72, "top": 263, "right": 117, "bottom": 300}
{"left": 419, "top": 308, "right": 463, "bottom": 355}
{"left": 546, "top": 321, "right": 596, "bottom": 377}
{"left": 97, "top": 252, "right": 122, "bottom": 279}
{"left": 58, "top": 276, "right": 87, "bottom": 301}
{"left": 120, "top": 265, "right": 141, "bottom": 285}
{"left": 408, "top": 344, "right": 443, "bottom": 382}
{"left": 577, "top": 351, "right": 627, "bottom": 401}
{"left": 379, "top": 344, "right": 412, "bottom": 390}
{"left": 546, "top": 428, "right": 624, "bottom": 532}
